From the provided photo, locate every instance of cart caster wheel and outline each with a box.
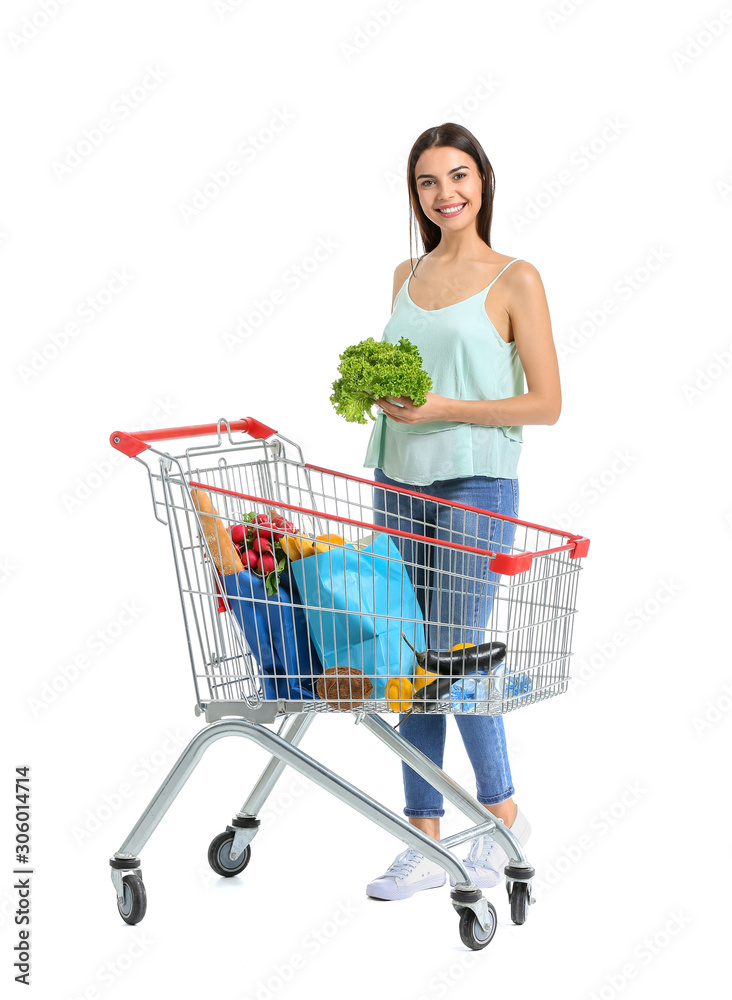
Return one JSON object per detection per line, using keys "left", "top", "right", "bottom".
{"left": 208, "top": 831, "right": 252, "bottom": 877}
{"left": 117, "top": 873, "right": 147, "bottom": 925}
{"left": 458, "top": 902, "right": 497, "bottom": 951}
{"left": 509, "top": 881, "right": 530, "bottom": 925}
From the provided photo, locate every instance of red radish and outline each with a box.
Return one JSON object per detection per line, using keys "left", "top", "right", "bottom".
{"left": 259, "top": 552, "right": 276, "bottom": 575}
{"left": 241, "top": 548, "right": 259, "bottom": 570}
{"left": 230, "top": 524, "right": 245, "bottom": 545}
{"left": 255, "top": 514, "right": 271, "bottom": 526}
{"left": 252, "top": 536, "right": 272, "bottom": 554}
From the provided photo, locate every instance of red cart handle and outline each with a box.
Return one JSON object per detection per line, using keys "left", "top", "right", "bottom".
{"left": 109, "top": 417, "right": 277, "bottom": 458}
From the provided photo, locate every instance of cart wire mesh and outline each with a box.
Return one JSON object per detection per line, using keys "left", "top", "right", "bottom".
{"left": 143, "top": 436, "right": 587, "bottom": 722}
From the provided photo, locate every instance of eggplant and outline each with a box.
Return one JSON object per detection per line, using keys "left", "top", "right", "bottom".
{"left": 415, "top": 673, "right": 466, "bottom": 706}
{"left": 408, "top": 644, "right": 507, "bottom": 712}
{"left": 417, "top": 641, "right": 506, "bottom": 676}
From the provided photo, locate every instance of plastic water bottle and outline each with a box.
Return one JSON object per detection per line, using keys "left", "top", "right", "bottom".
{"left": 505, "top": 671, "right": 533, "bottom": 700}
{"left": 449, "top": 670, "right": 500, "bottom": 713}
{"left": 450, "top": 665, "right": 532, "bottom": 712}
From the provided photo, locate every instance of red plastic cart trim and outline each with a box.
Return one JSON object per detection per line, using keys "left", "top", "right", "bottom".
{"left": 569, "top": 536, "right": 590, "bottom": 559}
{"left": 304, "top": 464, "right": 591, "bottom": 563}
{"left": 109, "top": 417, "right": 277, "bottom": 457}
{"left": 188, "top": 481, "right": 588, "bottom": 576}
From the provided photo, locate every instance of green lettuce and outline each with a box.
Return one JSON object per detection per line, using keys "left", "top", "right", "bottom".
{"left": 330, "top": 337, "right": 433, "bottom": 424}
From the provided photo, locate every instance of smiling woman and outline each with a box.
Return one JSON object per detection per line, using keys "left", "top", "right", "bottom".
{"left": 363, "top": 122, "right": 561, "bottom": 902}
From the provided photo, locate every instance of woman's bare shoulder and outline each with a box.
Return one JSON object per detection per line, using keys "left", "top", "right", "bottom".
{"left": 393, "top": 257, "right": 421, "bottom": 281}
{"left": 389, "top": 258, "right": 421, "bottom": 310}
{"left": 504, "top": 257, "right": 544, "bottom": 291}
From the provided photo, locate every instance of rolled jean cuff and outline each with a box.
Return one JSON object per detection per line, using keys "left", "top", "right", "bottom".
{"left": 404, "top": 808, "right": 445, "bottom": 818}
{"left": 477, "top": 787, "right": 515, "bottom": 806}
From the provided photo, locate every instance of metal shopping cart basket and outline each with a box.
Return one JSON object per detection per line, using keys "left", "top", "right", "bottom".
{"left": 107, "top": 416, "right": 590, "bottom": 951}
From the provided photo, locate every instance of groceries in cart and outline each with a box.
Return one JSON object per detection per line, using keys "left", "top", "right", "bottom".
{"left": 191, "top": 489, "right": 322, "bottom": 701}
{"left": 288, "top": 529, "right": 426, "bottom": 703}
{"left": 386, "top": 638, "right": 534, "bottom": 715}
{"left": 190, "top": 481, "right": 535, "bottom": 714}
{"left": 190, "top": 488, "right": 426, "bottom": 706}
{"left": 229, "top": 511, "right": 294, "bottom": 594}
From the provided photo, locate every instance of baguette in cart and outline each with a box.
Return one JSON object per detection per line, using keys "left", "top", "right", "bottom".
{"left": 107, "top": 416, "right": 590, "bottom": 951}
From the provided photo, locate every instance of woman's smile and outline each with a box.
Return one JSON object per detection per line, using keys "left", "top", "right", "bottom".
{"left": 436, "top": 202, "right": 467, "bottom": 217}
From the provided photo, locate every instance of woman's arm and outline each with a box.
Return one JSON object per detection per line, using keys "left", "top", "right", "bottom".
{"left": 378, "top": 262, "right": 561, "bottom": 427}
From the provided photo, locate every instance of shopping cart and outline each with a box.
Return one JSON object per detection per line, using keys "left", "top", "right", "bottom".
{"left": 108, "top": 417, "right": 590, "bottom": 951}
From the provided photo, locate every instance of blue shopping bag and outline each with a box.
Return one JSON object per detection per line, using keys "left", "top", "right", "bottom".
{"left": 222, "top": 568, "right": 322, "bottom": 700}
{"left": 289, "top": 532, "right": 425, "bottom": 700}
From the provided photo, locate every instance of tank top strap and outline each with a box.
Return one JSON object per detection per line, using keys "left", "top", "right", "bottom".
{"left": 485, "top": 257, "right": 523, "bottom": 291}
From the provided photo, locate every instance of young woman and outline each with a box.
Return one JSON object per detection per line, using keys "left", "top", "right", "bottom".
{"left": 363, "top": 123, "right": 561, "bottom": 900}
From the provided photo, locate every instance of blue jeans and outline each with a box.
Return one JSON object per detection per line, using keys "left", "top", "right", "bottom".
{"left": 373, "top": 468, "right": 519, "bottom": 816}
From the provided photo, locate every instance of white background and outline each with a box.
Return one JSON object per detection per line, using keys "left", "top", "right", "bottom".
{"left": 2, "top": 0, "right": 730, "bottom": 997}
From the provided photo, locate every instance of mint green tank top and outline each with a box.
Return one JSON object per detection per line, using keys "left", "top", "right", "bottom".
{"left": 363, "top": 258, "right": 525, "bottom": 486}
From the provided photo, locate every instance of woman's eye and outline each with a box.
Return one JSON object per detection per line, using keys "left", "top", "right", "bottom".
{"left": 420, "top": 173, "right": 466, "bottom": 187}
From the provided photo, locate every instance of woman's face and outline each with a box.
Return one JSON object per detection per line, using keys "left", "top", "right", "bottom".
{"left": 413, "top": 146, "right": 483, "bottom": 230}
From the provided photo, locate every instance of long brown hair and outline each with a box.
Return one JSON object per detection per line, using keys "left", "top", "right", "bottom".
{"left": 407, "top": 122, "right": 496, "bottom": 266}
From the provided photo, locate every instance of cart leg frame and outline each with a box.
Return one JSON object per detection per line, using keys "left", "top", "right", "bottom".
{"left": 110, "top": 716, "right": 482, "bottom": 892}
{"left": 223, "top": 712, "right": 315, "bottom": 860}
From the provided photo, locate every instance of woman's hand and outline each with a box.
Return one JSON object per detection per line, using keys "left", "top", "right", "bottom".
{"left": 376, "top": 391, "right": 454, "bottom": 425}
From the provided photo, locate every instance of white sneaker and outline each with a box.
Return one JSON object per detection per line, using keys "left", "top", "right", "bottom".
{"left": 366, "top": 846, "right": 447, "bottom": 900}
{"left": 450, "top": 805, "right": 532, "bottom": 888}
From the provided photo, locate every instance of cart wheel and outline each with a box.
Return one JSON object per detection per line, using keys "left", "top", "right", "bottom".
{"left": 458, "top": 902, "right": 497, "bottom": 951}
{"left": 509, "top": 881, "right": 530, "bottom": 925}
{"left": 208, "top": 831, "right": 252, "bottom": 877}
{"left": 117, "top": 873, "right": 147, "bottom": 925}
